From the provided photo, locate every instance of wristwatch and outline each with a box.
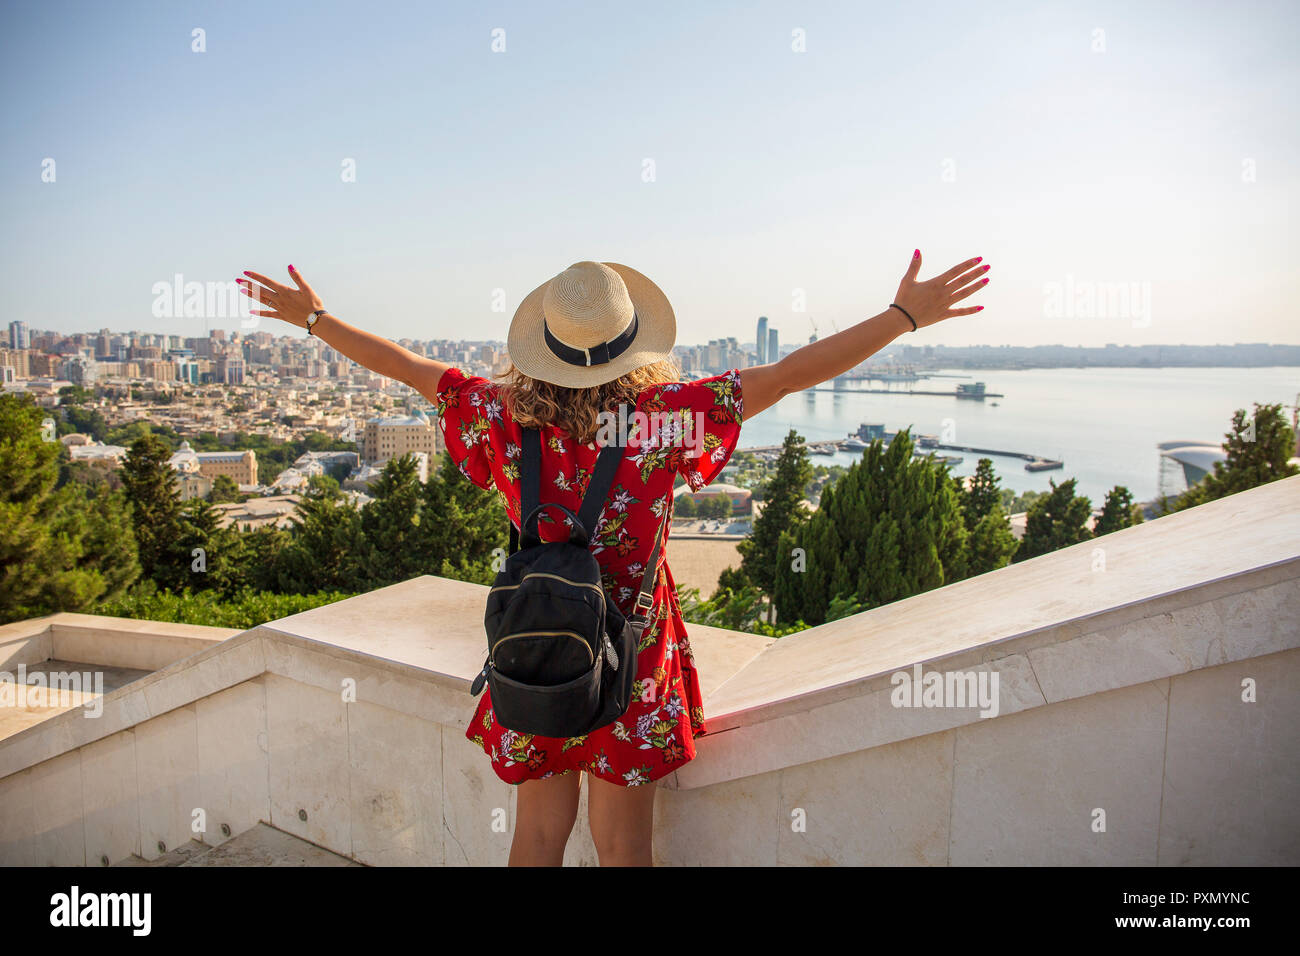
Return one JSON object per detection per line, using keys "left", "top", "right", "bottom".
{"left": 305, "top": 309, "right": 327, "bottom": 335}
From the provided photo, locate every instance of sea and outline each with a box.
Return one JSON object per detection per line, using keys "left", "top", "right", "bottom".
{"left": 735, "top": 366, "right": 1300, "bottom": 505}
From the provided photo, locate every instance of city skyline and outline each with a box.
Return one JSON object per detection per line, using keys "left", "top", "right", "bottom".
{"left": 2, "top": 1, "right": 1298, "bottom": 350}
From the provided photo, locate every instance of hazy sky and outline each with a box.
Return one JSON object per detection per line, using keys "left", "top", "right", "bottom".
{"left": 2, "top": 0, "right": 1297, "bottom": 349}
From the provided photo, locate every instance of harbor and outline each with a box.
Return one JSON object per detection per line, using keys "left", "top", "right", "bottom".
{"left": 731, "top": 366, "right": 1296, "bottom": 501}
{"left": 738, "top": 421, "right": 1064, "bottom": 472}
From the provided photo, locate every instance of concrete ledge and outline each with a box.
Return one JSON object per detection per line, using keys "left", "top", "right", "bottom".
{"left": 0, "top": 612, "right": 238, "bottom": 674}
{"left": 0, "top": 477, "right": 1296, "bottom": 865}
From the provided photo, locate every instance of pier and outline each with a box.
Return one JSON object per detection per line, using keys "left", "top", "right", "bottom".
{"left": 807, "top": 386, "right": 1005, "bottom": 398}
{"left": 736, "top": 438, "right": 1063, "bottom": 471}
{"left": 934, "top": 443, "right": 1064, "bottom": 471}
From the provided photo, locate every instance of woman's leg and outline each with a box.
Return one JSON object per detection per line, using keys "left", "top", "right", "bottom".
{"left": 587, "top": 773, "right": 658, "bottom": 866}
{"left": 509, "top": 770, "right": 581, "bottom": 866}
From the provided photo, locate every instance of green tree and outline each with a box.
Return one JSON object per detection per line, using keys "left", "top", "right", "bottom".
{"left": 701, "top": 495, "right": 732, "bottom": 519}
{"left": 74, "top": 487, "right": 141, "bottom": 604}
{"left": 355, "top": 454, "right": 428, "bottom": 589}
{"left": 1013, "top": 478, "right": 1092, "bottom": 562}
{"left": 209, "top": 474, "right": 243, "bottom": 504}
{"left": 736, "top": 428, "right": 813, "bottom": 602}
{"left": 0, "top": 394, "right": 139, "bottom": 623}
{"left": 959, "top": 459, "right": 1001, "bottom": 531}
{"left": 1171, "top": 403, "right": 1298, "bottom": 511}
{"left": 416, "top": 451, "right": 508, "bottom": 583}
{"left": 60, "top": 404, "right": 110, "bottom": 442}
{"left": 177, "top": 495, "right": 243, "bottom": 595}
{"left": 238, "top": 525, "right": 295, "bottom": 593}
{"left": 772, "top": 430, "right": 968, "bottom": 626}
{"left": 58, "top": 385, "right": 95, "bottom": 405}
{"left": 674, "top": 492, "right": 697, "bottom": 517}
{"left": 278, "top": 475, "right": 368, "bottom": 593}
{"left": 959, "top": 459, "right": 1019, "bottom": 575}
{"left": 1095, "top": 485, "right": 1142, "bottom": 536}
{"left": 119, "top": 432, "right": 189, "bottom": 590}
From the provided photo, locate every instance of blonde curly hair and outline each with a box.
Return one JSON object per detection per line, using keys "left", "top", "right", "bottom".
{"left": 495, "top": 356, "right": 683, "bottom": 445}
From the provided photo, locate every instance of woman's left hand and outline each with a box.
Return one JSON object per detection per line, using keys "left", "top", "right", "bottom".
{"left": 237, "top": 265, "right": 323, "bottom": 329}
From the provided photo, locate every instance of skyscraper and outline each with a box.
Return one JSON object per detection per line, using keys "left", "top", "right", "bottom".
{"left": 768, "top": 327, "right": 779, "bottom": 365}
{"left": 756, "top": 316, "right": 768, "bottom": 364}
{"left": 8, "top": 321, "right": 29, "bottom": 350}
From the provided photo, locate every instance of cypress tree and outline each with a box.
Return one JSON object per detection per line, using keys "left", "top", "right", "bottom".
{"left": 0, "top": 394, "right": 139, "bottom": 622}
{"left": 1013, "top": 477, "right": 1093, "bottom": 562}
{"left": 356, "top": 454, "right": 427, "bottom": 588}
{"left": 960, "top": 459, "right": 1002, "bottom": 532}
{"left": 120, "top": 431, "right": 189, "bottom": 589}
{"left": 417, "top": 450, "right": 507, "bottom": 582}
{"left": 1095, "top": 485, "right": 1142, "bottom": 536}
{"left": 1172, "top": 403, "right": 1298, "bottom": 511}
{"left": 736, "top": 428, "right": 813, "bottom": 595}
{"left": 959, "top": 458, "right": 1018, "bottom": 575}
{"left": 280, "top": 474, "right": 367, "bottom": 593}
{"left": 773, "top": 430, "right": 967, "bottom": 625}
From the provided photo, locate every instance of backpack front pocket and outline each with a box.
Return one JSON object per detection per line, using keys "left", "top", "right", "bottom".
{"left": 486, "top": 653, "right": 604, "bottom": 737}
{"left": 492, "top": 629, "right": 594, "bottom": 687}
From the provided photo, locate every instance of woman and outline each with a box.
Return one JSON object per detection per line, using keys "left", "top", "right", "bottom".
{"left": 238, "top": 251, "right": 989, "bottom": 866}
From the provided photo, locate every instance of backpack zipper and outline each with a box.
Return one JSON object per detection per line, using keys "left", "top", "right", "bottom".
{"left": 489, "top": 572, "right": 608, "bottom": 601}
{"left": 490, "top": 629, "right": 595, "bottom": 667}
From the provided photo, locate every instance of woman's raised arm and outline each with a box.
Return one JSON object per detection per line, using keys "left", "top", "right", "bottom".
{"left": 238, "top": 265, "right": 451, "bottom": 398}
{"left": 739, "top": 250, "right": 990, "bottom": 418}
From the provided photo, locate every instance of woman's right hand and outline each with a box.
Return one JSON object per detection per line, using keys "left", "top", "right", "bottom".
{"left": 892, "top": 249, "right": 990, "bottom": 329}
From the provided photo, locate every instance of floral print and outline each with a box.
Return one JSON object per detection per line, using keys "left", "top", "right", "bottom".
{"left": 435, "top": 366, "right": 744, "bottom": 787}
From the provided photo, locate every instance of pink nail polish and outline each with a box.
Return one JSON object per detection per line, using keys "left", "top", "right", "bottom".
{"left": 975, "top": 257, "right": 982, "bottom": 263}
{"left": 288, "top": 264, "right": 295, "bottom": 272}
{"left": 976, "top": 306, "right": 984, "bottom": 311}
{"left": 913, "top": 249, "right": 919, "bottom": 258}
{"left": 984, "top": 265, "right": 991, "bottom": 271}
{"left": 243, "top": 271, "right": 251, "bottom": 276}
{"left": 982, "top": 278, "right": 989, "bottom": 283}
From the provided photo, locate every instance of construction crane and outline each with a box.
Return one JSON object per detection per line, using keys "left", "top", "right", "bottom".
{"left": 807, "top": 316, "right": 818, "bottom": 344}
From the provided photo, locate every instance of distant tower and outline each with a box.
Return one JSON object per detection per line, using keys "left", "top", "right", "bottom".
{"left": 8, "top": 321, "right": 29, "bottom": 350}
{"left": 768, "top": 327, "right": 780, "bottom": 364}
{"left": 756, "top": 316, "right": 769, "bottom": 364}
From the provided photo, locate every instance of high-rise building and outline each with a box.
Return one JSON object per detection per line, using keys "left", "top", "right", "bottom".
{"left": 8, "top": 321, "right": 29, "bottom": 350}
{"left": 756, "top": 316, "right": 768, "bottom": 364}
{"left": 768, "top": 327, "right": 780, "bottom": 364}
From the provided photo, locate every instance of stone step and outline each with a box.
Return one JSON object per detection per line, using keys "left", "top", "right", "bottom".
{"left": 180, "top": 824, "right": 361, "bottom": 867}
{"left": 111, "top": 824, "right": 361, "bottom": 867}
{"left": 112, "top": 840, "right": 211, "bottom": 867}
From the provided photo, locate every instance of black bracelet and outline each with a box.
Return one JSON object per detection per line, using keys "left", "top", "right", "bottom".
{"left": 889, "top": 303, "right": 917, "bottom": 331}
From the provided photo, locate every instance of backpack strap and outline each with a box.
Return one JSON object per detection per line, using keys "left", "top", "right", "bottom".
{"left": 512, "top": 403, "right": 630, "bottom": 550}
{"left": 519, "top": 426, "right": 542, "bottom": 540}
{"left": 628, "top": 503, "right": 669, "bottom": 634}
{"left": 575, "top": 402, "right": 630, "bottom": 543}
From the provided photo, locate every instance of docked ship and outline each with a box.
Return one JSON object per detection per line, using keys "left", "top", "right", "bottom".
{"left": 1025, "top": 458, "right": 1064, "bottom": 472}
{"left": 955, "top": 381, "right": 988, "bottom": 400}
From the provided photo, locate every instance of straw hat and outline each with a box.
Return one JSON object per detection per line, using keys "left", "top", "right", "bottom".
{"left": 506, "top": 261, "right": 677, "bottom": 388}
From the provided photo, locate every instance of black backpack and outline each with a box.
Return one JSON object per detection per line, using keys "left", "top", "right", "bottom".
{"left": 468, "top": 403, "right": 665, "bottom": 738}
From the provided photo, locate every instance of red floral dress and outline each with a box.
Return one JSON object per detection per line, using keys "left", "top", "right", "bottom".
{"left": 434, "top": 366, "right": 744, "bottom": 787}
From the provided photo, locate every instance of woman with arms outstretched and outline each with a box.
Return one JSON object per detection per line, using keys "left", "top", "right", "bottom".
{"left": 237, "top": 250, "right": 989, "bottom": 866}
